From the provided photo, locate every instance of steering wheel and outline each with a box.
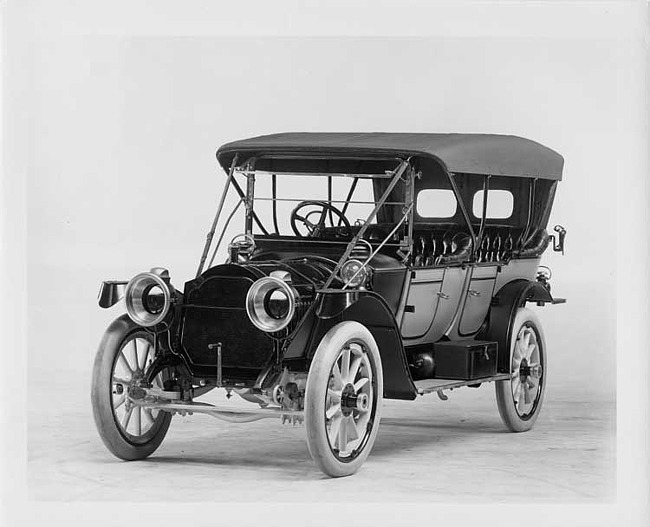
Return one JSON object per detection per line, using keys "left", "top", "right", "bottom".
{"left": 290, "top": 200, "right": 352, "bottom": 238}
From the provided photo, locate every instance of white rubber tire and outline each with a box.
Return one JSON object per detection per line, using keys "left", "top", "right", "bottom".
{"left": 495, "top": 308, "right": 547, "bottom": 432}
{"left": 305, "top": 321, "right": 383, "bottom": 477}
{"left": 91, "top": 315, "right": 172, "bottom": 460}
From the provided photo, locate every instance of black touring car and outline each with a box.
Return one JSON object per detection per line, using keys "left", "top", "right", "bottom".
{"left": 93, "top": 133, "right": 566, "bottom": 477}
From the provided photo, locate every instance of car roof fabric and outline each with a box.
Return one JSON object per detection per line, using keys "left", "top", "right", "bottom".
{"left": 216, "top": 132, "right": 563, "bottom": 180}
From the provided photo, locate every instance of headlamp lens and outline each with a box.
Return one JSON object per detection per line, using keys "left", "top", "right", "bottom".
{"left": 125, "top": 272, "right": 172, "bottom": 327}
{"left": 246, "top": 276, "right": 297, "bottom": 332}
{"left": 142, "top": 284, "right": 166, "bottom": 315}
{"left": 264, "top": 288, "right": 291, "bottom": 319}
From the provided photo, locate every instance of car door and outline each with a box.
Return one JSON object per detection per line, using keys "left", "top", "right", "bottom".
{"left": 457, "top": 264, "right": 498, "bottom": 335}
{"left": 427, "top": 266, "right": 469, "bottom": 340}
{"left": 399, "top": 268, "right": 444, "bottom": 339}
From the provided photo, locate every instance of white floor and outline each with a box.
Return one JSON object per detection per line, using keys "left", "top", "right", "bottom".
{"left": 27, "top": 378, "right": 615, "bottom": 502}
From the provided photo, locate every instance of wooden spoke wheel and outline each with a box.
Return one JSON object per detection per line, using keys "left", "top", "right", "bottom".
{"left": 305, "top": 321, "right": 383, "bottom": 477}
{"left": 495, "top": 308, "right": 547, "bottom": 432}
{"left": 91, "top": 316, "right": 172, "bottom": 460}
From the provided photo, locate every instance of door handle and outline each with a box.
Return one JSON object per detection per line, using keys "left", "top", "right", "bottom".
{"left": 437, "top": 292, "right": 450, "bottom": 300}
{"left": 468, "top": 289, "right": 481, "bottom": 297}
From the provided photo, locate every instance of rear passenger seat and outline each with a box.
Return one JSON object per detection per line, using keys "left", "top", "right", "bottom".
{"left": 475, "top": 227, "right": 520, "bottom": 263}
{"left": 412, "top": 227, "right": 473, "bottom": 267}
{"left": 411, "top": 226, "right": 550, "bottom": 267}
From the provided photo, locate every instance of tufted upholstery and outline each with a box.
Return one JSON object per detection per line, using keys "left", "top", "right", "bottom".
{"left": 411, "top": 226, "right": 550, "bottom": 267}
{"left": 412, "top": 227, "right": 473, "bottom": 267}
{"left": 475, "top": 227, "right": 519, "bottom": 263}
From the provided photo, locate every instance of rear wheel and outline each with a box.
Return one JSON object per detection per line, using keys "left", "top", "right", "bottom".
{"left": 495, "top": 308, "right": 547, "bottom": 432}
{"left": 91, "top": 316, "right": 172, "bottom": 460}
{"left": 305, "top": 321, "right": 383, "bottom": 477}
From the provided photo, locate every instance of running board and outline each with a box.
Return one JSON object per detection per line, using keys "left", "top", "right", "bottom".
{"left": 414, "top": 374, "right": 510, "bottom": 395}
{"left": 133, "top": 399, "right": 304, "bottom": 424}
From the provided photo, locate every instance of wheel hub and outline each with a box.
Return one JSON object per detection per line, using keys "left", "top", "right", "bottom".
{"left": 340, "top": 383, "right": 358, "bottom": 416}
{"left": 518, "top": 358, "right": 543, "bottom": 379}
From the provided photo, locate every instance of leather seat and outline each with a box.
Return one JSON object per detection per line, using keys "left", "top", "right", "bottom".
{"left": 519, "top": 228, "right": 550, "bottom": 258}
{"left": 478, "top": 229, "right": 515, "bottom": 262}
{"left": 412, "top": 228, "right": 472, "bottom": 267}
{"left": 437, "top": 232, "right": 473, "bottom": 265}
{"left": 412, "top": 225, "right": 550, "bottom": 266}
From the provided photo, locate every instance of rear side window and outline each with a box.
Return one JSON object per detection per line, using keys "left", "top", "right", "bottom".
{"left": 416, "top": 189, "right": 457, "bottom": 218}
{"left": 472, "top": 190, "right": 514, "bottom": 219}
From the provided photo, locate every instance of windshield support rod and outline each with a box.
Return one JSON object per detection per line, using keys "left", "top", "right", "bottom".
{"left": 206, "top": 198, "right": 245, "bottom": 269}
{"left": 339, "top": 177, "right": 359, "bottom": 222}
{"left": 196, "top": 155, "right": 239, "bottom": 277}
{"left": 327, "top": 176, "right": 334, "bottom": 226}
{"left": 322, "top": 159, "right": 410, "bottom": 289}
{"left": 404, "top": 167, "right": 416, "bottom": 262}
{"left": 244, "top": 171, "right": 256, "bottom": 235}
{"left": 230, "top": 168, "right": 269, "bottom": 236}
{"left": 271, "top": 174, "right": 280, "bottom": 234}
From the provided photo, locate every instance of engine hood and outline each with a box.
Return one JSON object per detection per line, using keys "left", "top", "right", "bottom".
{"left": 214, "top": 256, "right": 336, "bottom": 286}
{"left": 198, "top": 258, "right": 335, "bottom": 290}
{"left": 178, "top": 261, "right": 321, "bottom": 383}
{"left": 246, "top": 257, "right": 338, "bottom": 288}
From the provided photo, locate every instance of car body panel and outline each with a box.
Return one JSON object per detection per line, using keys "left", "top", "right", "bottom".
{"left": 399, "top": 268, "right": 444, "bottom": 338}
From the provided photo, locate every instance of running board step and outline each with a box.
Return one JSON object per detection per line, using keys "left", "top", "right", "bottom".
{"left": 414, "top": 374, "right": 510, "bottom": 395}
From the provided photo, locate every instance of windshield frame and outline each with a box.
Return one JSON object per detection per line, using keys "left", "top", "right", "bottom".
{"left": 196, "top": 155, "right": 414, "bottom": 277}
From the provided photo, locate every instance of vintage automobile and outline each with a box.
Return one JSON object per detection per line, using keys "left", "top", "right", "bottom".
{"left": 92, "top": 133, "right": 566, "bottom": 477}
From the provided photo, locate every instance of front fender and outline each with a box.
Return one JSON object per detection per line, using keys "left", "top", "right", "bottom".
{"left": 285, "top": 290, "right": 417, "bottom": 400}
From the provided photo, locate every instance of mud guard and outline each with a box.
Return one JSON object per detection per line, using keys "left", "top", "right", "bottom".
{"left": 479, "top": 279, "right": 559, "bottom": 373}
{"left": 285, "top": 289, "right": 417, "bottom": 400}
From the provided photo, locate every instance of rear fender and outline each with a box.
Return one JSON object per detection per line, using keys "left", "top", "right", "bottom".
{"left": 479, "top": 279, "right": 556, "bottom": 372}
{"left": 285, "top": 290, "right": 417, "bottom": 400}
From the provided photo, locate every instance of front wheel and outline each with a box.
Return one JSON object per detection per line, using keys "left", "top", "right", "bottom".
{"left": 91, "top": 315, "right": 172, "bottom": 460}
{"left": 304, "top": 321, "right": 383, "bottom": 477}
{"left": 495, "top": 308, "right": 547, "bottom": 432}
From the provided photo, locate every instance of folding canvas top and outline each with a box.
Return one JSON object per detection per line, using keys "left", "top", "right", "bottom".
{"left": 216, "top": 132, "right": 564, "bottom": 180}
